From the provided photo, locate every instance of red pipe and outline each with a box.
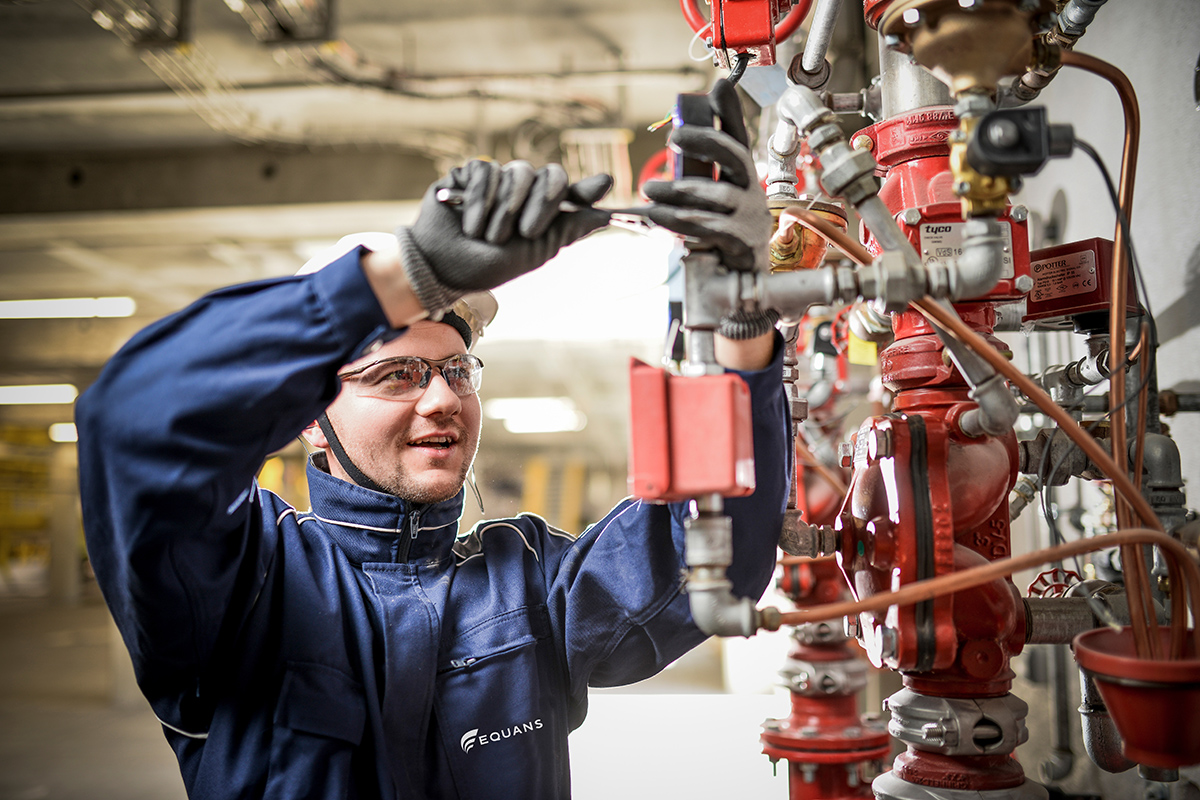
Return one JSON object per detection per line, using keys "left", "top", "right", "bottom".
{"left": 775, "top": 0, "right": 814, "bottom": 43}
{"left": 678, "top": 0, "right": 813, "bottom": 43}
{"left": 679, "top": 0, "right": 709, "bottom": 34}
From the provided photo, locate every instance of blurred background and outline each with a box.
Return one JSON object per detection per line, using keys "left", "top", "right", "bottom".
{"left": 1, "top": 0, "right": 1198, "bottom": 798}
{"left": 0, "top": 1, "right": 845, "bottom": 796}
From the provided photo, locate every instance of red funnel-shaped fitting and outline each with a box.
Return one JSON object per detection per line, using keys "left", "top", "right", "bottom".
{"left": 1073, "top": 627, "right": 1200, "bottom": 769}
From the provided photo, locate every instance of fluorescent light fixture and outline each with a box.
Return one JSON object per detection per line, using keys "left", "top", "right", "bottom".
{"left": 0, "top": 297, "right": 136, "bottom": 319}
{"left": 49, "top": 423, "right": 78, "bottom": 443}
{"left": 484, "top": 397, "right": 587, "bottom": 434}
{"left": 0, "top": 384, "right": 79, "bottom": 405}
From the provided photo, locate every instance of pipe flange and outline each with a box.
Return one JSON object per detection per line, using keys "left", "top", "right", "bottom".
{"left": 780, "top": 656, "right": 869, "bottom": 695}
{"left": 884, "top": 687, "right": 1030, "bottom": 756}
{"left": 793, "top": 619, "right": 848, "bottom": 646}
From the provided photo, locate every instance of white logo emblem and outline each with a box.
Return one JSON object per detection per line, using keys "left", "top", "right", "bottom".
{"left": 459, "top": 719, "right": 544, "bottom": 754}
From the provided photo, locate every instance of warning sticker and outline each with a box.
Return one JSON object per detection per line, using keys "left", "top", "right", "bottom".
{"left": 1029, "top": 250, "right": 1097, "bottom": 301}
{"left": 919, "top": 223, "right": 1015, "bottom": 280}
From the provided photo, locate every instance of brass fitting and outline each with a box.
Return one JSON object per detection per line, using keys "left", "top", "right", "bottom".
{"left": 768, "top": 200, "right": 848, "bottom": 271}
{"left": 878, "top": 0, "right": 1055, "bottom": 98}
{"left": 949, "top": 116, "right": 1011, "bottom": 218}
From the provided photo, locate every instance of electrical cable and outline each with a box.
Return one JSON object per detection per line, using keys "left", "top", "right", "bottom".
{"left": 727, "top": 51, "right": 752, "bottom": 86}
{"left": 1036, "top": 137, "right": 1163, "bottom": 654}
{"left": 778, "top": 207, "right": 1160, "bottom": 529}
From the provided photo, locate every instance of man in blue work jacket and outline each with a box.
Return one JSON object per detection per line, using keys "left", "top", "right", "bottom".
{"left": 77, "top": 80, "right": 791, "bottom": 799}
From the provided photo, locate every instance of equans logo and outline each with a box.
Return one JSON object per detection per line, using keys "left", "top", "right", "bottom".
{"left": 460, "top": 719, "right": 544, "bottom": 753}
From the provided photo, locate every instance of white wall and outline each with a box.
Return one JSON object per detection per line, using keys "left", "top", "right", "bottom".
{"left": 1015, "top": 0, "right": 1200, "bottom": 501}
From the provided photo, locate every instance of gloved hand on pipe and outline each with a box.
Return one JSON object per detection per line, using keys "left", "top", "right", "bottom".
{"left": 396, "top": 159, "right": 613, "bottom": 313}
{"left": 643, "top": 79, "right": 773, "bottom": 275}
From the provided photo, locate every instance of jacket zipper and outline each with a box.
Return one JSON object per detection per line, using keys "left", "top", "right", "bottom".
{"left": 396, "top": 508, "right": 420, "bottom": 562}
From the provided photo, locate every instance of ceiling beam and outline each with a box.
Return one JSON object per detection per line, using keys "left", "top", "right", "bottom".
{"left": 0, "top": 145, "right": 439, "bottom": 215}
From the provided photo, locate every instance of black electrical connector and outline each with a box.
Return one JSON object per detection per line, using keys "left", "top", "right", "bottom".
{"left": 966, "top": 107, "right": 1075, "bottom": 177}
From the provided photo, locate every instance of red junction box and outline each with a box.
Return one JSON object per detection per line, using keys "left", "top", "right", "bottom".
{"left": 628, "top": 358, "right": 756, "bottom": 502}
{"left": 1024, "top": 237, "right": 1139, "bottom": 325}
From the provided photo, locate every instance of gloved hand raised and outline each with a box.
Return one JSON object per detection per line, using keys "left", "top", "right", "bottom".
{"left": 397, "top": 160, "right": 613, "bottom": 313}
{"left": 642, "top": 79, "right": 772, "bottom": 274}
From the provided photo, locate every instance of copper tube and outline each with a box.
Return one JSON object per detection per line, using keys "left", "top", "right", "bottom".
{"left": 1128, "top": 322, "right": 1158, "bottom": 654}
{"left": 782, "top": 210, "right": 1161, "bottom": 524}
{"left": 777, "top": 136, "right": 1171, "bottom": 657}
{"left": 785, "top": 205, "right": 1168, "bottom": 657}
{"left": 772, "top": 527, "right": 1200, "bottom": 658}
{"left": 796, "top": 431, "right": 849, "bottom": 496}
{"left": 914, "top": 298, "right": 1161, "bottom": 658}
{"left": 1122, "top": 540, "right": 1156, "bottom": 658}
{"left": 779, "top": 207, "right": 874, "bottom": 267}
{"left": 1130, "top": 322, "right": 1158, "bottom": 655}
{"left": 1060, "top": 51, "right": 1141, "bottom": 534}
{"left": 913, "top": 299, "right": 1161, "bottom": 532}
{"left": 913, "top": 300, "right": 1161, "bottom": 659}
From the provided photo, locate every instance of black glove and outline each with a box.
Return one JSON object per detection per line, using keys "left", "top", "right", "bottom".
{"left": 397, "top": 160, "right": 614, "bottom": 313}
{"left": 642, "top": 79, "right": 772, "bottom": 274}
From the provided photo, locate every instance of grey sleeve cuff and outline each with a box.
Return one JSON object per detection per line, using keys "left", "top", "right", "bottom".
{"left": 394, "top": 226, "right": 462, "bottom": 315}
{"left": 718, "top": 308, "right": 780, "bottom": 340}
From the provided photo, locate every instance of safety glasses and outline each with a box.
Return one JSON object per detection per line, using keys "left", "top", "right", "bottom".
{"left": 337, "top": 354, "right": 484, "bottom": 400}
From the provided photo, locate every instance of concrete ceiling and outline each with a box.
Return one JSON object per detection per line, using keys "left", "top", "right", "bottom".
{"left": 0, "top": 0, "right": 876, "bottom": 508}
{"left": 0, "top": 0, "right": 754, "bottom": 489}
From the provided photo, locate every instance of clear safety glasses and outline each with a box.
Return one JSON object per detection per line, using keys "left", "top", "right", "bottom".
{"left": 337, "top": 354, "right": 484, "bottom": 400}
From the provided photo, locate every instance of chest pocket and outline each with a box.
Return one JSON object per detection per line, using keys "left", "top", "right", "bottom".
{"left": 434, "top": 604, "right": 570, "bottom": 799}
{"left": 265, "top": 661, "right": 367, "bottom": 800}
{"left": 438, "top": 604, "right": 551, "bottom": 673}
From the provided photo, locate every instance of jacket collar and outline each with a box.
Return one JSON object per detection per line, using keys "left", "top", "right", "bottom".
{"left": 304, "top": 456, "right": 464, "bottom": 565}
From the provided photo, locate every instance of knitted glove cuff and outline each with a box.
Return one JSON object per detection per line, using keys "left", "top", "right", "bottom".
{"left": 718, "top": 308, "right": 780, "bottom": 340}
{"left": 395, "top": 226, "right": 462, "bottom": 315}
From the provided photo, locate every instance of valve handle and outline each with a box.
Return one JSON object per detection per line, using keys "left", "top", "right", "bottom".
{"left": 1026, "top": 567, "right": 1082, "bottom": 599}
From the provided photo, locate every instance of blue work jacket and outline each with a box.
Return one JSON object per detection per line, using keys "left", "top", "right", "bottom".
{"left": 76, "top": 248, "right": 792, "bottom": 799}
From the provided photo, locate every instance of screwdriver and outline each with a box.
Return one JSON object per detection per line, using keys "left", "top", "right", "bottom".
{"left": 434, "top": 187, "right": 655, "bottom": 219}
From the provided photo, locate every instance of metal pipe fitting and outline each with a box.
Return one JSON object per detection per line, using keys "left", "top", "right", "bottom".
{"left": 766, "top": 127, "right": 800, "bottom": 199}
{"left": 919, "top": 302, "right": 1020, "bottom": 437}
{"left": 950, "top": 217, "right": 1008, "bottom": 300}
{"left": 779, "top": 510, "right": 839, "bottom": 558}
{"left": 1141, "top": 432, "right": 1184, "bottom": 490}
{"left": 1017, "top": 428, "right": 1094, "bottom": 485}
{"left": 776, "top": 85, "right": 838, "bottom": 136}
{"left": 756, "top": 264, "right": 843, "bottom": 317}
{"left": 1078, "top": 668, "right": 1136, "bottom": 774}
{"left": 800, "top": 0, "right": 844, "bottom": 76}
{"left": 1024, "top": 597, "right": 1104, "bottom": 645}
{"left": 1057, "top": 0, "right": 1109, "bottom": 39}
{"left": 1036, "top": 352, "right": 1110, "bottom": 410}
{"left": 877, "top": 33, "right": 952, "bottom": 119}
{"left": 848, "top": 300, "right": 893, "bottom": 343}
{"left": 684, "top": 497, "right": 762, "bottom": 638}
{"left": 959, "top": 373, "right": 1021, "bottom": 438}
{"left": 1009, "top": 474, "right": 1040, "bottom": 521}
{"left": 687, "top": 568, "right": 762, "bottom": 638}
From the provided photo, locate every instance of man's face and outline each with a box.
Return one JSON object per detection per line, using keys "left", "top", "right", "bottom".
{"left": 308, "top": 320, "right": 482, "bottom": 504}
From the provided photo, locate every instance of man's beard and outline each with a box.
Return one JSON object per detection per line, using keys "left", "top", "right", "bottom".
{"left": 378, "top": 453, "right": 475, "bottom": 504}
{"left": 371, "top": 429, "right": 479, "bottom": 505}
